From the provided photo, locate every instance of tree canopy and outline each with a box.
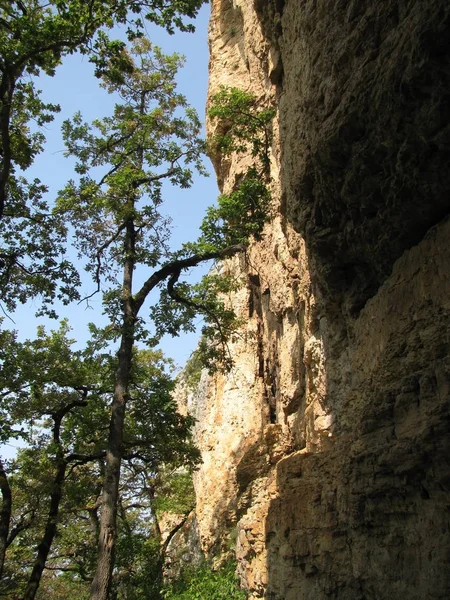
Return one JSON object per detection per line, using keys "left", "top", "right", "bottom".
{"left": 0, "top": 0, "right": 207, "bottom": 311}
{"left": 0, "top": 321, "right": 199, "bottom": 598}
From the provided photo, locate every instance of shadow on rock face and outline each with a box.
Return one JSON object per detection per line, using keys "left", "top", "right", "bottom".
{"left": 277, "top": 0, "right": 450, "bottom": 318}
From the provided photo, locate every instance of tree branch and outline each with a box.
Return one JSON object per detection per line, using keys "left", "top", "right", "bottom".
{"left": 131, "top": 167, "right": 176, "bottom": 189}
{"left": 44, "top": 565, "right": 83, "bottom": 573}
{"left": 15, "top": 1, "right": 28, "bottom": 16}
{"left": 166, "top": 268, "right": 235, "bottom": 368}
{"left": 0, "top": 458, "right": 12, "bottom": 578}
{"left": 65, "top": 451, "right": 106, "bottom": 466}
{"left": 0, "top": 17, "right": 13, "bottom": 32}
{"left": 160, "top": 509, "right": 193, "bottom": 558}
{"left": 78, "top": 222, "right": 127, "bottom": 304}
{"left": 0, "top": 74, "right": 14, "bottom": 218}
{"left": 133, "top": 243, "right": 245, "bottom": 313}
{"left": 51, "top": 391, "right": 89, "bottom": 445}
{"left": 7, "top": 513, "right": 35, "bottom": 548}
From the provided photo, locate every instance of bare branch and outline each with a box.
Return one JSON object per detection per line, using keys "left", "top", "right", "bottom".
{"left": 15, "top": 1, "right": 28, "bottom": 16}
{"left": 78, "top": 222, "right": 127, "bottom": 304}
{"left": 160, "top": 509, "right": 193, "bottom": 558}
{"left": 7, "top": 508, "right": 36, "bottom": 548}
{"left": 44, "top": 565, "right": 82, "bottom": 573}
{"left": 0, "top": 17, "right": 13, "bottom": 32}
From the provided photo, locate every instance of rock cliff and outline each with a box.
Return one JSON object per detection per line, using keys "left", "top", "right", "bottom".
{"left": 176, "top": 1, "right": 450, "bottom": 598}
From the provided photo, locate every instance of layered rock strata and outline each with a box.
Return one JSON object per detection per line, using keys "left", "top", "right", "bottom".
{"left": 178, "top": 1, "right": 450, "bottom": 599}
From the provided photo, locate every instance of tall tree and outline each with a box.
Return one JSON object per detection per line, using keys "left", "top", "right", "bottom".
{"left": 0, "top": 458, "right": 11, "bottom": 581}
{"left": 0, "top": 321, "right": 198, "bottom": 598}
{"left": 57, "top": 39, "right": 273, "bottom": 600}
{"left": 0, "top": 0, "right": 206, "bottom": 312}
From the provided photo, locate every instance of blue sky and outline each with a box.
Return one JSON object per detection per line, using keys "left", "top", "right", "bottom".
{"left": 10, "top": 4, "right": 219, "bottom": 370}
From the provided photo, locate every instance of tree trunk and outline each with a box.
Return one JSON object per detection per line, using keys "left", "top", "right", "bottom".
{"left": 90, "top": 216, "right": 136, "bottom": 600}
{"left": 0, "top": 71, "right": 15, "bottom": 218}
{"left": 23, "top": 398, "right": 89, "bottom": 599}
{"left": 0, "top": 459, "right": 11, "bottom": 580}
{"left": 23, "top": 458, "right": 67, "bottom": 600}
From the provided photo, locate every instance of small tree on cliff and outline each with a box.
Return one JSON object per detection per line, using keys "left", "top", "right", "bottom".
{"left": 57, "top": 40, "right": 273, "bottom": 600}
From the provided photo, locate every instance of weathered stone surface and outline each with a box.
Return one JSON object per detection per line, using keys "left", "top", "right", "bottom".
{"left": 264, "top": 218, "right": 450, "bottom": 599}
{"left": 177, "top": 1, "right": 450, "bottom": 598}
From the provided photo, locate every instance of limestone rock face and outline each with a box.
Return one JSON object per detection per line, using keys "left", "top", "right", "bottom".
{"left": 184, "top": 1, "right": 450, "bottom": 598}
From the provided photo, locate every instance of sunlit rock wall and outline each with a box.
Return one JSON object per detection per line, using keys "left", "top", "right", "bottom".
{"left": 184, "top": 1, "right": 450, "bottom": 598}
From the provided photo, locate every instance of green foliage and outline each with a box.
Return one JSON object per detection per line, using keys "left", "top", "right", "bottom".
{"left": 151, "top": 272, "right": 244, "bottom": 372}
{"left": 198, "top": 86, "right": 275, "bottom": 253}
{"left": 147, "top": 85, "right": 275, "bottom": 371}
{"left": 57, "top": 41, "right": 274, "bottom": 374}
{"left": 0, "top": 0, "right": 206, "bottom": 155}
{"left": 200, "top": 168, "right": 271, "bottom": 248}
{"left": 183, "top": 349, "right": 204, "bottom": 389}
{"left": 7, "top": 79, "right": 60, "bottom": 171}
{"left": 0, "top": 29, "right": 276, "bottom": 597}
{"left": 114, "top": 534, "right": 163, "bottom": 600}
{"left": 154, "top": 469, "right": 196, "bottom": 516}
{"left": 56, "top": 39, "right": 206, "bottom": 294}
{"left": 162, "top": 561, "right": 247, "bottom": 600}
{"left": 0, "top": 454, "right": 98, "bottom": 599}
{"left": 0, "top": 0, "right": 207, "bottom": 309}
{"left": 0, "top": 321, "right": 199, "bottom": 468}
{"left": 0, "top": 321, "right": 199, "bottom": 597}
{"left": 198, "top": 86, "right": 275, "bottom": 255}
{"left": 208, "top": 86, "right": 276, "bottom": 172}
{"left": 137, "top": 0, "right": 207, "bottom": 35}
{"left": 0, "top": 177, "right": 81, "bottom": 314}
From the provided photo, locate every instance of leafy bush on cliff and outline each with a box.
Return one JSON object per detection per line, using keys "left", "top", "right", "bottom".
{"left": 162, "top": 561, "right": 247, "bottom": 600}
